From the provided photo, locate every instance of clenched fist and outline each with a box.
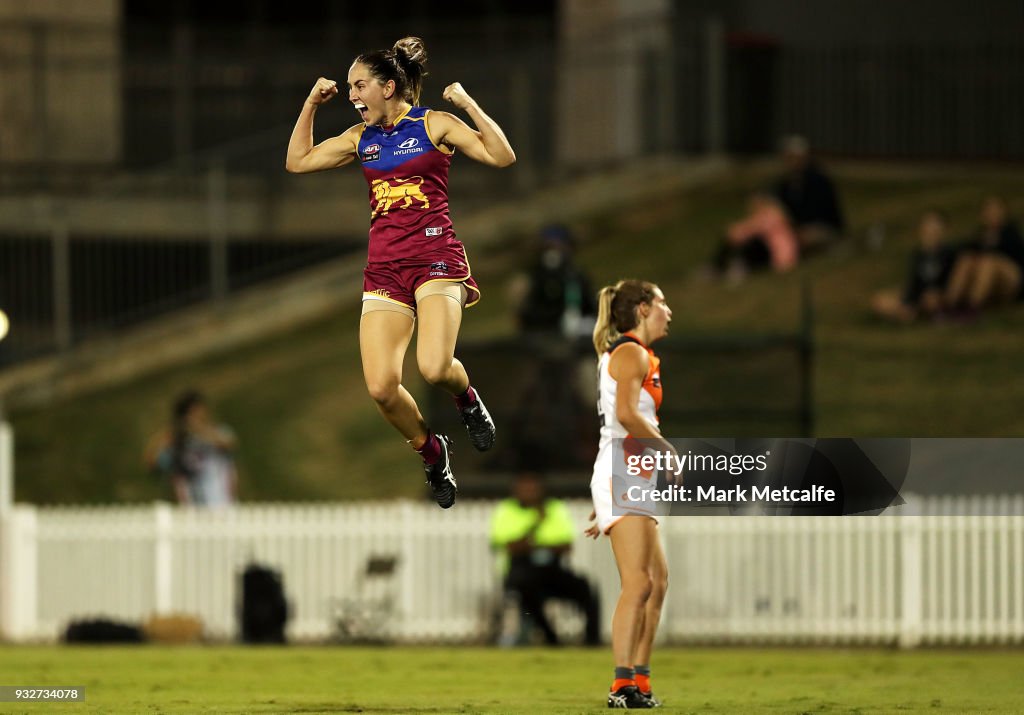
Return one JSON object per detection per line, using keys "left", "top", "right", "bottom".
{"left": 308, "top": 77, "right": 338, "bottom": 105}
{"left": 442, "top": 82, "right": 475, "bottom": 111}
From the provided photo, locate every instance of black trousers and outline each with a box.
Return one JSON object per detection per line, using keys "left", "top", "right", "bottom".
{"left": 505, "top": 561, "right": 601, "bottom": 645}
{"left": 713, "top": 235, "right": 772, "bottom": 271}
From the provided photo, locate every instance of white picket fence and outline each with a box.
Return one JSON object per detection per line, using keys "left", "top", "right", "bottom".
{"left": 1, "top": 496, "right": 1023, "bottom": 646}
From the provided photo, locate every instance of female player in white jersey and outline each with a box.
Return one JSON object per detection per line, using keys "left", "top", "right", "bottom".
{"left": 586, "top": 279, "right": 674, "bottom": 709}
{"left": 285, "top": 37, "right": 515, "bottom": 509}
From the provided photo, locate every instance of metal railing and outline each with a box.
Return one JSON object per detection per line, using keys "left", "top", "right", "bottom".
{"left": 777, "top": 43, "right": 1024, "bottom": 159}
{"left": 0, "top": 225, "right": 360, "bottom": 367}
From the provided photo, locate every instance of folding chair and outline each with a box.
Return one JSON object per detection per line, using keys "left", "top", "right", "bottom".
{"left": 331, "top": 555, "right": 400, "bottom": 643}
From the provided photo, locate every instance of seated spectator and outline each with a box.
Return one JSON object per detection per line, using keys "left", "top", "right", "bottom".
{"left": 945, "top": 196, "right": 1024, "bottom": 311}
{"left": 515, "top": 224, "right": 597, "bottom": 337}
{"left": 710, "top": 191, "right": 799, "bottom": 282}
{"left": 490, "top": 472, "right": 600, "bottom": 646}
{"left": 774, "top": 135, "right": 845, "bottom": 251}
{"left": 871, "top": 209, "right": 957, "bottom": 323}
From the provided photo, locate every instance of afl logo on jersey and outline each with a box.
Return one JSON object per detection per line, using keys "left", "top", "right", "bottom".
{"left": 362, "top": 143, "right": 381, "bottom": 163}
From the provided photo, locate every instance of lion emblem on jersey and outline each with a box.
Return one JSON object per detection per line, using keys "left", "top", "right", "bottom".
{"left": 370, "top": 176, "right": 430, "bottom": 218}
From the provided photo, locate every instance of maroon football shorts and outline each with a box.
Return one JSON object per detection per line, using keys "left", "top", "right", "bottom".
{"left": 361, "top": 240, "right": 480, "bottom": 316}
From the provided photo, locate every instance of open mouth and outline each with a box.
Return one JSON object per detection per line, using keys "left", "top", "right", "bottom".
{"left": 354, "top": 103, "right": 368, "bottom": 119}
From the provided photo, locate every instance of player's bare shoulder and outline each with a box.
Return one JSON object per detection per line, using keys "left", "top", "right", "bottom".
{"left": 425, "top": 110, "right": 459, "bottom": 125}
{"left": 341, "top": 122, "right": 366, "bottom": 148}
{"left": 423, "top": 108, "right": 456, "bottom": 133}
{"left": 424, "top": 110, "right": 460, "bottom": 149}
{"left": 322, "top": 124, "right": 365, "bottom": 168}
{"left": 608, "top": 341, "right": 648, "bottom": 380}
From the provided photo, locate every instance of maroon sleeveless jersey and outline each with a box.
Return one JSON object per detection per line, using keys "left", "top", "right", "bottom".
{"left": 357, "top": 106, "right": 457, "bottom": 263}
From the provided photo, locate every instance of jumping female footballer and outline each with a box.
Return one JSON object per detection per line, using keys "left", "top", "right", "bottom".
{"left": 286, "top": 37, "right": 515, "bottom": 509}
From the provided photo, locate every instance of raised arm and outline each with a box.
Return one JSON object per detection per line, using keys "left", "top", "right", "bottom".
{"left": 285, "top": 77, "right": 361, "bottom": 174}
{"left": 427, "top": 82, "right": 516, "bottom": 168}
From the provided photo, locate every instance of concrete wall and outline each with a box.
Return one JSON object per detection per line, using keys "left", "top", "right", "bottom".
{"left": 556, "top": 0, "right": 674, "bottom": 168}
{"left": 0, "top": 0, "right": 120, "bottom": 164}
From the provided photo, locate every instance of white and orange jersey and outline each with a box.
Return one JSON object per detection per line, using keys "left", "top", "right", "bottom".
{"left": 596, "top": 332, "right": 662, "bottom": 452}
{"left": 591, "top": 332, "right": 665, "bottom": 534}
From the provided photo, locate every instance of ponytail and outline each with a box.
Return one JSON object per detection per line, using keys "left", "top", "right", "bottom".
{"left": 393, "top": 37, "right": 427, "bottom": 105}
{"left": 591, "top": 279, "right": 658, "bottom": 356}
{"left": 592, "top": 285, "right": 619, "bottom": 356}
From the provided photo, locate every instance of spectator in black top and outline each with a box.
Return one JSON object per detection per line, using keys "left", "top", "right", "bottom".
{"left": 945, "top": 196, "right": 1024, "bottom": 310}
{"left": 774, "top": 135, "right": 845, "bottom": 252}
{"left": 872, "top": 209, "right": 956, "bottom": 323}
{"left": 517, "top": 224, "right": 597, "bottom": 337}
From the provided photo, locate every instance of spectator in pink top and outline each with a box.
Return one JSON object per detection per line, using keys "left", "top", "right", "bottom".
{"left": 708, "top": 191, "right": 799, "bottom": 283}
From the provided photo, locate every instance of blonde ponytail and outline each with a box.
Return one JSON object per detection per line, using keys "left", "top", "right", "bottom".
{"left": 592, "top": 279, "right": 659, "bottom": 355}
{"left": 592, "top": 284, "right": 620, "bottom": 356}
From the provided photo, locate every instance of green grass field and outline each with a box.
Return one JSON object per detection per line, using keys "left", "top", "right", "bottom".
{"left": 2, "top": 645, "right": 1022, "bottom": 714}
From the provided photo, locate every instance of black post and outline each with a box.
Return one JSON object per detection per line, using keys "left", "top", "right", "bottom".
{"left": 798, "top": 278, "right": 815, "bottom": 437}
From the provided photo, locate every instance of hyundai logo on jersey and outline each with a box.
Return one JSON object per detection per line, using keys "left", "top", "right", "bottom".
{"left": 395, "top": 136, "right": 424, "bottom": 156}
